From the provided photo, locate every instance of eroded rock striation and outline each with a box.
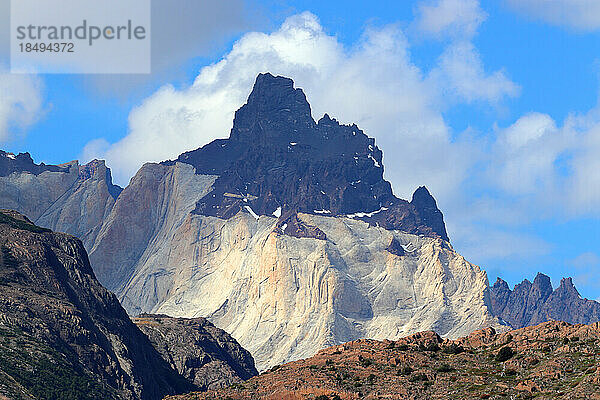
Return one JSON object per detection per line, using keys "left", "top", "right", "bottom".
{"left": 490, "top": 273, "right": 600, "bottom": 329}
{"left": 0, "top": 210, "right": 192, "bottom": 400}
{"left": 132, "top": 314, "right": 258, "bottom": 390}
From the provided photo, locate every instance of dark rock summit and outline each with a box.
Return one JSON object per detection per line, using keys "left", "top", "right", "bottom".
{"left": 0, "top": 150, "right": 69, "bottom": 177}
{"left": 132, "top": 314, "right": 258, "bottom": 391}
{"left": 0, "top": 210, "right": 193, "bottom": 399}
{"left": 489, "top": 273, "right": 600, "bottom": 329}
{"left": 168, "top": 73, "right": 449, "bottom": 241}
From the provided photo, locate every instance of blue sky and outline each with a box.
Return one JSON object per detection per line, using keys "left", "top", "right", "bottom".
{"left": 2, "top": 0, "right": 600, "bottom": 299}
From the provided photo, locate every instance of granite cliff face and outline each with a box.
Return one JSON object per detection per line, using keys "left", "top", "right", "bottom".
{"left": 0, "top": 210, "right": 193, "bottom": 400}
{"left": 132, "top": 314, "right": 258, "bottom": 390}
{"left": 490, "top": 273, "right": 600, "bottom": 329}
{"left": 0, "top": 151, "right": 121, "bottom": 249}
{"left": 73, "top": 74, "right": 500, "bottom": 370}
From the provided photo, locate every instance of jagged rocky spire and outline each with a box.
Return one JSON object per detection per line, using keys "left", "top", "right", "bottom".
{"left": 170, "top": 73, "right": 450, "bottom": 241}
{"left": 489, "top": 272, "right": 600, "bottom": 328}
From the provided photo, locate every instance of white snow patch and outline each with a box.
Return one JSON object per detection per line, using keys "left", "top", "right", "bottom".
{"left": 272, "top": 207, "right": 282, "bottom": 218}
{"left": 281, "top": 223, "right": 288, "bottom": 231}
{"left": 244, "top": 205, "right": 260, "bottom": 220}
{"left": 368, "top": 154, "right": 381, "bottom": 168}
{"left": 346, "top": 207, "right": 388, "bottom": 219}
{"left": 402, "top": 243, "right": 416, "bottom": 252}
{"left": 314, "top": 209, "right": 331, "bottom": 214}
{"left": 6, "top": 153, "right": 15, "bottom": 160}
{"left": 290, "top": 142, "right": 297, "bottom": 146}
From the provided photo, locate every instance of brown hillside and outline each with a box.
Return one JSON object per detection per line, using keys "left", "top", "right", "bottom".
{"left": 167, "top": 321, "right": 600, "bottom": 400}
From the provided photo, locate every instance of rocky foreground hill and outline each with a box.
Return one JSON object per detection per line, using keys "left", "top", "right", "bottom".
{"left": 0, "top": 211, "right": 258, "bottom": 400}
{"left": 167, "top": 320, "right": 600, "bottom": 400}
{"left": 0, "top": 210, "right": 191, "bottom": 399}
{"left": 132, "top": 314, "right": 258, "bottom": 391}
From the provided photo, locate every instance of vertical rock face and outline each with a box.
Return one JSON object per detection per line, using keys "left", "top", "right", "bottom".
{"left": 132, "top": 314, "right": 258, "bottom": 390}
{"left": 37, "top": 159, "right": 122, "bottom": 248}
{"left": 139, "top": 212, "right": 500, "bottom": 370}
{"left": 489, "top": 273, "right": 600, "bottom": 328}
{"left": 88, "top": 162, "right": 217, "bottom": 293}
{"left": 0, "top": 151, "right": 122, "bottom": 248}
{"left": 0, "top": 210, "right": 193, "bottom": 400}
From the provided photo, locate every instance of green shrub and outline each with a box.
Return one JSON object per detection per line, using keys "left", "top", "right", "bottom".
{"left": 358, "top": 355, "right": 373, "bottom": 367}
{"left": 399, "top": 366, "right": 413, "bottom": 376}
{"left": 436, "top": 363, "right": 455, "bottom": 373}
{"left": 408, "top": 373, "right": 429, "bottom": 382}
{"left": 495, "top": 346, "right": 515, "bottom": 362}
{"left": 419, "top": 342, "right": 440, "bottom": 352}
{"left": 443, "top": 343, "right": 465, "bottom": 355}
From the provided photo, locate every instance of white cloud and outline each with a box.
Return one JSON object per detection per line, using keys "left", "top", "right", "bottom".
{"left": 478, "top": 104, "right": 600, "bottom": 218}
{"left": 568, "top": 252, "right": 600, "bottom": 293}
{"left": 0, "top": 68, "right": 43, "bottom": 143}
{"left": 86, "top": 11, "right": 517, "bottom": 202}
{"left": 505, "top": 0, "right": 600, "bottom": 31}
{"left": 76, "top": 2, "right": 600, "bottom": 270}
{"left": 450, "top": 222, "right": 551, "bottom": 262}
{"left": 570, "top": 252, "right": 600, "bottom": 269}
{"left": 490, "top": 112, "right": 565, "bottom": 196}
{"left": 416, "top": 1, "right": 519, "bottom": 104}
{"left": 80, "top": 138, "right": 110, "bottom": 164}
{"left": 429, "top": 41, "right": 520, "bottom": 104}
{"left": 84, "top": 0, "right": 252, "bottom": 96}
{"left": 415, "top": 0, "right": 487, "bottom": 38}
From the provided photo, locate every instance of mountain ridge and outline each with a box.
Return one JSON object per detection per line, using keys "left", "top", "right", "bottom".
{"left": 490, "top": 272, "right": 600, "bottom": 329}
{"left": 167, "top": 320, "right": 600, "bottom": 400}
{"left": 0, "top": 73, "right": 597, "bottom": 372}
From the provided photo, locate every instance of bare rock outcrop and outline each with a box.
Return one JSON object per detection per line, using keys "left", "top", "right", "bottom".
{"left": 0, "top": 151, "right": 122, "bottom": 248}
{"left": 132, "top": 314, "right": 258, "bottom": 390}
